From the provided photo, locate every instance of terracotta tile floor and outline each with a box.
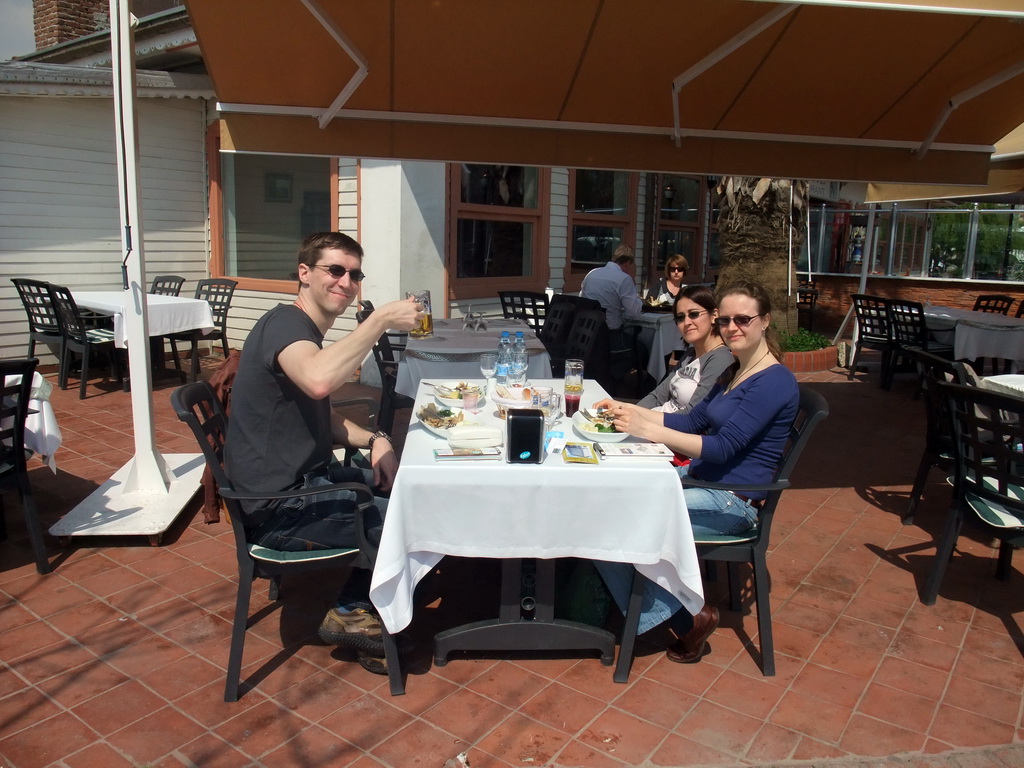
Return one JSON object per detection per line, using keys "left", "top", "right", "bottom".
{"left": 1, "top": 353, "right": 1023, "bottom": 767}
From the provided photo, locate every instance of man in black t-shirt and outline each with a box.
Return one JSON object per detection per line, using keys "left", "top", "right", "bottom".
{"left": 225, "top": 232, "right": 422, "bottom": 673}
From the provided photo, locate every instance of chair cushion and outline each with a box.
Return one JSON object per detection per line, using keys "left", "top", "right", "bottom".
{"left": 84, "top": 327, "right": 116, "bottom": 344}
{"left": 693, "top": 527, "right": 760, "bottom": 545}
{"left": 248, "top": 544, "right": 358, "bottom": 562}
{"left": 965, "top": 480, "right": 1024, "bottom": 529}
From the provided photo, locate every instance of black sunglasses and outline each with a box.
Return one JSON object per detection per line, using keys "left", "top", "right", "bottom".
{"left": 674, "top": 310, "right": 708, "bottom": 323}
{"left": 715, "top": 314, "right": 763, "bottom": 328}
{"left": 667, "top": 266, "right": 686, "bottom": 272}
{"left": 313, "top": 264, "right": 366, "bottom": 282}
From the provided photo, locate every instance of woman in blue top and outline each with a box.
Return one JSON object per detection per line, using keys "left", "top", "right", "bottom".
{"left": 594, "top": 281, "right": 799, "bottom": 664}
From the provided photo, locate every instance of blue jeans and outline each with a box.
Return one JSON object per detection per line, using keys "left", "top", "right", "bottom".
{"left": 248, "top": 464, "right": 387, "bottom": 553}
{"left": 596, "top": 466, "right": 757, "bottom": 634}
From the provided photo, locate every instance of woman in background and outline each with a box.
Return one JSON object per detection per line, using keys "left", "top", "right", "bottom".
{"left": 646, "top": 254, "right": 688, "bottom": 306}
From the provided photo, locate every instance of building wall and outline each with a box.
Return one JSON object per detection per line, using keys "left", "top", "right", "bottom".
{"left": 0, "top": 95, "right": 211, "bottom": 364}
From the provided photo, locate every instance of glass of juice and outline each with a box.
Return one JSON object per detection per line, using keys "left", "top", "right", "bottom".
{"left": 406, "top": 290, "right": 433, "bottom": 338}
{"left": 564, "top": 358, "right": 583, "bottom": 416}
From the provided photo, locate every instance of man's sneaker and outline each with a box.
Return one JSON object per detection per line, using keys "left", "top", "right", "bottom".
{"left": 318, "top": 607, "right": 385, "bottom": 656}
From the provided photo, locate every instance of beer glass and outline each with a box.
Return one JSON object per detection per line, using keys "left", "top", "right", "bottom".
{"left": 406, "top": 290, "right": 433, "bottom": 338}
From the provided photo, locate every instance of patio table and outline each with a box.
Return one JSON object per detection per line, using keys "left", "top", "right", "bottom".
{"left": 625, "top": 312, "right": 685, "bottom": 382}
{"left": 72, "top": 291, "right": 215, "bottom": 348}
{"left": 924, "top": 305, "right": 1024, "bottom": 372}
{"left": 981, "top": 374, "right": 1024, "bottom": 398}
{"left": 369, "top": 377, "right": 702, "bottom": 680}
{"left": 394, "top": 317, "right": 551, "bottom": 397}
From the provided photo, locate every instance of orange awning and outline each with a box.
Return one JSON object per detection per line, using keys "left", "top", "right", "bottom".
{"left": 185, "top": 0, "right": 1024, "bottom": 184}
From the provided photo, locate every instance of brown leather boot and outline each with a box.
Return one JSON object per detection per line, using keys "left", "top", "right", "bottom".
{"left": 666, "top": 605, "right": 719, "bottom": 663}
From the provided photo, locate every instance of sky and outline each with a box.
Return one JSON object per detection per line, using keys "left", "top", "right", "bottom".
{"left": 0, "top": 0, "right": 35, "bottom": 61}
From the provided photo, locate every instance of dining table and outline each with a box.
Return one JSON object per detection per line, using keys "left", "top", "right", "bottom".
{"left": 394, "top": 317, "right": 552, "bottom": 398}
{"left": 72, "top": 291, "right": 215, "bottom": 348}
{"left": 5, "top": 372, "right": 62, "bottom": 472}
{"left": 624, "top": 311, "right": 684, "bottom": 383}
{"left": 923, "top": 305, "right": 1024, "bottom": 372}
{"left": 368, "top": 377, "right": 703, "bottom": 682}
{"left": 980, "top": 373, "right": 1024, "bottom": 398}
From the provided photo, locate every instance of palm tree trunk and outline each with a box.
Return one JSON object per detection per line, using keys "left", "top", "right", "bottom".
{"left": 715, "top": 177, "right": 808, "bottom": 333}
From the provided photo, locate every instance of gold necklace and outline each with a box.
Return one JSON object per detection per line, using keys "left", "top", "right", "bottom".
{"left": 727, "top": 349, "right": 771, "bottom": 392}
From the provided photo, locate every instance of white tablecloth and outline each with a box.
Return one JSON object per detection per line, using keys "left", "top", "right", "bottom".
{"left": 395, "top": 318, "right": 552, "bottom": 397}
{"left": 924, "top": 305, "right": 1024, "bottom": 370}
{"left": 626, "top": 312, "right": 684, "bottom": 382}
{"left": 369, "top": 378, "right": 703, "bottom": 634}
{"left": 5, "top": 373, "right": 61, "bottom": 472}
{"left": 981, "top": 374, "right": 1024, "bottom": 398}
{"left": 73, "top": 291, "right": 215, "bottom": 349}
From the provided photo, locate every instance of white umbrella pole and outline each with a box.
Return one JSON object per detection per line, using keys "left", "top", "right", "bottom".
{"left": 110, "top": 0, "right": 170, "bottom": 493}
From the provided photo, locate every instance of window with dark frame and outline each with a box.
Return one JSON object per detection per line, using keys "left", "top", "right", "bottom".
{"left": 564, "top": 170, "right": 637, "bottom": 291}
{"left": 447, "top": 163, "right": 549, "bottom": 298}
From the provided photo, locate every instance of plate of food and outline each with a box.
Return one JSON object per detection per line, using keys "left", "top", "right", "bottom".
{"left": 417, "top": 403, "right": 481, "bottom": 439}
{"left": 432, "top": 381, "right": 484, "bottom": 408}
{"left": 572, "top": 409, "right": 630, "bottom": 443}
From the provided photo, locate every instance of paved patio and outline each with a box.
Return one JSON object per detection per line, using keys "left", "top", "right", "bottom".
{"left": 0, "top": 353, "right": 1022, "bottom": 768}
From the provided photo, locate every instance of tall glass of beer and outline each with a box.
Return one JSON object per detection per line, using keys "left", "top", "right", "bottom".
{"left": 406, "top": 290, "right": 433, "bottom": 338}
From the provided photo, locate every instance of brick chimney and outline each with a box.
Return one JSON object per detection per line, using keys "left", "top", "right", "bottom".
{"left": 32, "top": 0, "right": 111, "bottom": 50}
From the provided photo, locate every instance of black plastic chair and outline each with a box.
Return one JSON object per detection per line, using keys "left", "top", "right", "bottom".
{"left": 617, "top": 385, "right": 829, "bottom": 679}
{"left": 498, "top": 290, "right": 549, "bottom": 334}
{"left": 169, "top": 278, "right": 237, "bottom": 382}
{"left": 903, "top": 349, "right": 972, "bottom": 525}
{"left": 848, "top": 294, "right": 892, "bottom": 387}
{"left": 149, "top": 275, "right": 186, "bottom": 296}
{"left": 171, "top": 380, "right": 403, "bottom": 700}
{"left": 0, "top": 358, "right": 51, "bottom": 574}
{"left": 539, "top": 295, "right": 577, "bottom": 354}
{"left": 797, "top": 280, "right": 819, "bottom": 331}
{"left": 371, "top": 331, "right": 415, "bottom": 434}
{"left": 47, "top": 284, "right": 124, "bottom": 400}
{"left": 557, "top": 308, "right": 612, "bottom": 392}
{"left": 885, "top": 299, "right": 954, "bottom": 391}
{"left": 972, "top": 294, "right": 1014, "bottom": 315}
{"left": 11, "top": 279, "right": 62, "bottom": 359}
{"left": 920, "top": 382, "right": 1024, "bottom": 606}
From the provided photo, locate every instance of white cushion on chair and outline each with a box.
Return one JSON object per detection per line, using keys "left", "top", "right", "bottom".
{"left": 248, "top": 544, "right": 357, "bottom": 563}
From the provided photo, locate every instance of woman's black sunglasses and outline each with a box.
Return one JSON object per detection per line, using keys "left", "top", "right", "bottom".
{"left": 715, "top": 314, "right": 763, "bottom": 328}
{"left": 674, "top": 310, "right": 708, "bottom": 323}
{"left": 313, "top": 264, "right": 366, "bottom": 282}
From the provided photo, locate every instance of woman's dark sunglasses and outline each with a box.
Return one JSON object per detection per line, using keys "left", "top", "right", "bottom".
{"left": 674, "top": 310, "right": 707, "bottom": 323}
{"left": 715, "top": 314, "right": 763, "bottom": 328}
{"left": 667, "top": 266, "right": 686, "bottom": 272}
{"left": 313, "top": 264, "right": 366, "bottom": 282}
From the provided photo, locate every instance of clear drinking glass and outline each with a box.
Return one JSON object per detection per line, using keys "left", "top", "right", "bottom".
{"left": 508, "top": 350, "right": 529, "bottom": 387}
{"left": 479, "top": 352, "right": 497, "bottom": 393}
{"left": 564, "top": 358, "right": 584, "bottom": 416}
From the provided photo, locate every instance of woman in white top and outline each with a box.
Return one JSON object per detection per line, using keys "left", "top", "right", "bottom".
{"left": 646, "top": 253, "right": 688, "bottom": 307}
{"left": 637, "top": 284, "right": 734, "bottom": 413}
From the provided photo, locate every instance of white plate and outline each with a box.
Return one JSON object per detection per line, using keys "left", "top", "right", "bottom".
{"left": 416, "top": 407, "right": 483, "bottom": 439}
{"left": 432, "top": 382, "right": 483, "bottom": 408}
{"left": 572, "top": 411, "right": 630, "bottom": 443}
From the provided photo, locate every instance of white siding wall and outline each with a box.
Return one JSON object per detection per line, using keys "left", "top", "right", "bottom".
{"left": 0, "top": 96, "right": 211, "bottom": 363}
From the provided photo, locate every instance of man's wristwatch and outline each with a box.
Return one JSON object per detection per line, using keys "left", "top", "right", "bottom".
{"left": 368, "top": 430, "right": 392, "bottom": 450}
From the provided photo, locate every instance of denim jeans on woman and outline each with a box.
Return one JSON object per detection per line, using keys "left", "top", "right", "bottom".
{"left": 595, "top": 464, "right": 758, "bottom": 635}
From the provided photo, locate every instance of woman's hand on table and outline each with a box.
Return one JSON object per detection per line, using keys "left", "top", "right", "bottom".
{"left": 592, "top": 399, "right": 663, "bottom": 440}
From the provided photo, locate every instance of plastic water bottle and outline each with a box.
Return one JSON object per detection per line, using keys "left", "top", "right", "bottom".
{"left": 513, "top": 331, "right": 526, "bottom": 355}
{"left": 496, "top": 332, "right": 512, "bottom": 386}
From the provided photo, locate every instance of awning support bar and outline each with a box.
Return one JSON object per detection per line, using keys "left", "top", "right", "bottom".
{"left": 300, "top": 0, "right": 369, "bottom": 129}
{"left": 671, "top": 4, "right": 797, "bottom": 147}
{"left": 918, "top": 59, "right": 1024, "bottom": 158}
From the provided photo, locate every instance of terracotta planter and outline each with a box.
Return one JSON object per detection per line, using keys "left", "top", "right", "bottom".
{"left": 783, "top": 345, "right": 838, "bottom": 374}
